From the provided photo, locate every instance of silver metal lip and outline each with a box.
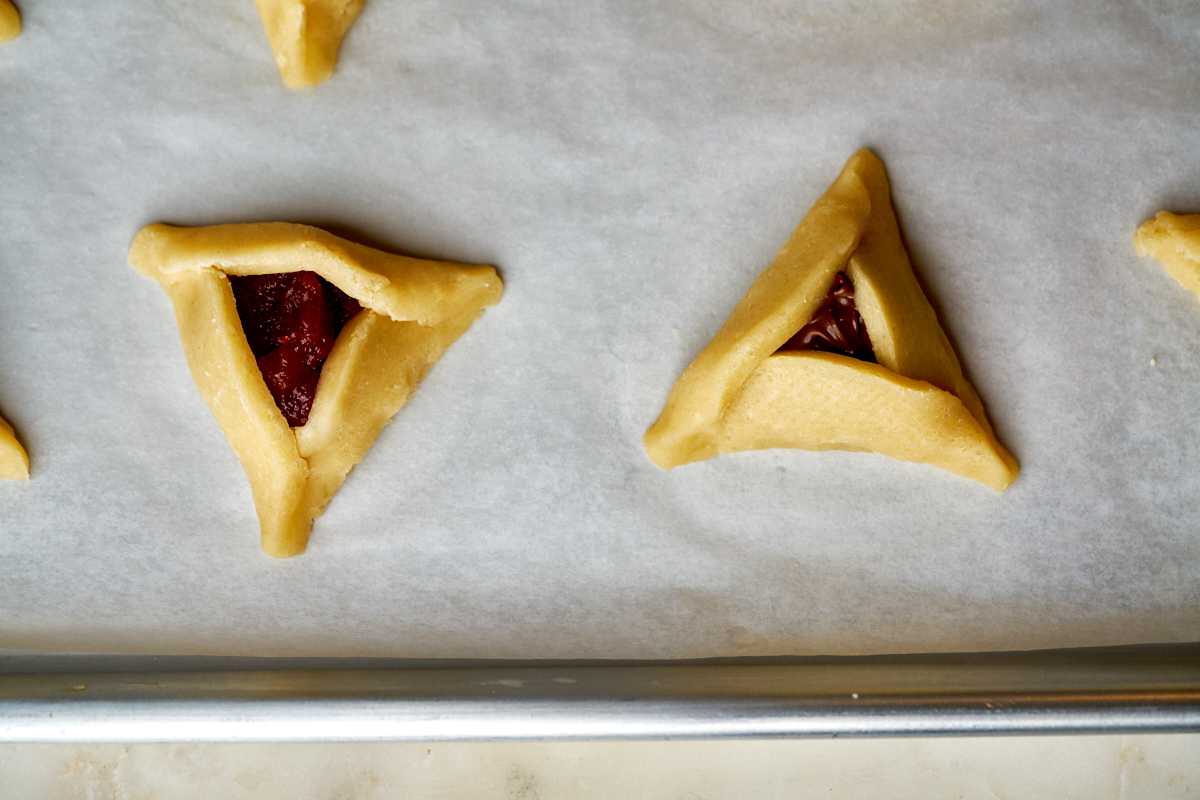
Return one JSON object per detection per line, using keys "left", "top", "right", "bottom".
{"left": 3, "top": 644, "right": 1199, "bottom": 742}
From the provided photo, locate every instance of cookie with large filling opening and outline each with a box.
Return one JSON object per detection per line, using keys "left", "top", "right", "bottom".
{"left": 130, "top": 221, "right": 502, "bottom": 556}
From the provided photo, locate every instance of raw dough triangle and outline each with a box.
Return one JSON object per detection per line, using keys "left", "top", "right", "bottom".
{"left": 0, "top": 0, "right": 20, "bottom": 43}
{"left": 130, "top": 222, "right": 503, "bottom": 557}
{"left": 0, "top": 412, "right": 29, "bottom": 480}
{"left": 644, "top": 149, "right": 1018, "bottom": 491}
{"left": 1135, "top": 211, "right": 1200, "bottom": 301}
{"left": 255, "top": 0, "right": 364, "bottom": 89}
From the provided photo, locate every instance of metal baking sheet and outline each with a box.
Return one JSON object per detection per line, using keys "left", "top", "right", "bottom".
{"left": 2, "top": 645, "right": 1199, "bottom": 741}
{"left": 2, "top": 1, "right": 1200, "bottom": 663}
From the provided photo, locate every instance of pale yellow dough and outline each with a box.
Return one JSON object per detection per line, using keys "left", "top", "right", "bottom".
{"left": 130, "top": 222, "right": 502, "bottom": 557}
{"left": 644, "top": 149, "right": 1018, "bottom": 491}
{"left": 0, "top": 413, "right": 29, "bottom": 480}
{"left": 0, "top": 0, "right": 20, "bottom": 43}
{"left": 1135, "top": 211, "right": 1200, "bottom": 301}
{"left": 255, "top": 0, "right": 364, "bottom": 89}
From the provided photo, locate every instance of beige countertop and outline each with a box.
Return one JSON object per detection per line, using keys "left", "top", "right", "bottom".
{"left": 2, "top": 735, "right": 1198, "bottom": 799}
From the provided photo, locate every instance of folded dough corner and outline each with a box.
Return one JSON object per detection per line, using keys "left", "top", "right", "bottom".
{"left": 643, "top": 149, "right": 1019, "bottom": 491}
{"left": 130, "top": 221, "right": 502, "bottom": 557}
{"left": 0, "top": 0, "right": 20, "bottom": 43}
{"left": 255, "top": 0, "right": 364, "bottom": 89}
{"left": 1135, "top": 211, "right": 1200, "bottom": 302}
{"left": 0, "top": 413, "right": 29, "bottom": 480}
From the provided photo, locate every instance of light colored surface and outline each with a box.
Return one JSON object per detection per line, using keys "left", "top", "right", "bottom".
{"left": 0, "top": 736, "right": 1198, "bottom": 799}
{"left": 2, "top": 0, "right": 1200, "bottom": 659}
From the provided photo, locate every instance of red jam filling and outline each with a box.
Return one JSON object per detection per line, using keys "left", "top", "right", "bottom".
{"left": 779, "top": 271, "right": 875, "bottom": 362}
{"left": 230, "top": 271, "right": 361, "bottom": 427}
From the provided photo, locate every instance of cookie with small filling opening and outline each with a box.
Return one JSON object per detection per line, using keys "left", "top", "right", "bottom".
{"left": 644, "top": 149, "right": 1018, "bottom": 491}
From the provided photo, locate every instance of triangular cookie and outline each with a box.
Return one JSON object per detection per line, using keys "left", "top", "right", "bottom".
{"left": 130, "top": 222, "right": 502, "bottom": 556}
{"left": 644, "top": 149, "right": 1018, "bottom": 490}
{"left": 0, "top": 0, "right": 20, "bottom": 43}
{"left": 1135, "top": 211, "right": 1200, "bottom": 301}
{"left": 255, "top": 0, "right": 364, "bottom": 89}
{"left": 0, "top": 412, "right": 29, "bottom": 480}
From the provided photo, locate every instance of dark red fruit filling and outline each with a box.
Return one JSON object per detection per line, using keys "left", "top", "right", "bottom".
{"left": 779, "top": 271, "right": 875, "bottom": 362}
{"left": 230, "top": 271, "right": 361, "bottom": 427}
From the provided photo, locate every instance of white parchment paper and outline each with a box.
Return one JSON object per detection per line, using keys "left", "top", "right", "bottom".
{"left": 1, "top": 1, "right": 1198, "bottom": 658}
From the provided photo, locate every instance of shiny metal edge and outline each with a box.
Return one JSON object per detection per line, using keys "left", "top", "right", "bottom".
{"left": 2, "top": 645, "right": 1198, "bottom": 741}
